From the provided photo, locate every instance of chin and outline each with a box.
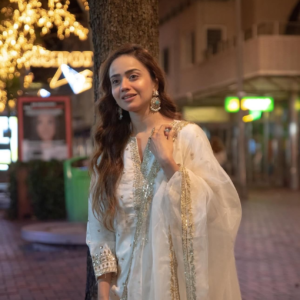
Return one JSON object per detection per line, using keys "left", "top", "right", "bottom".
{"left": 122, "top": 103, "right": 148, "bottom": 113}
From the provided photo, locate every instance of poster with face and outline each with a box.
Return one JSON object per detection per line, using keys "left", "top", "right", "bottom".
{"left": 18, "top": 97, "right": 72, "bottom": 161}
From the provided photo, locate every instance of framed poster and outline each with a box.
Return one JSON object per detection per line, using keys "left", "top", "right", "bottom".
{"left": 18, "top": 96, "right": 72, "bottom": 161}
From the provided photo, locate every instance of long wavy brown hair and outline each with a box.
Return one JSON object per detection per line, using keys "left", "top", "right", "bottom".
{"left": 90, "top": 44, "right": 180, "bottom": 230}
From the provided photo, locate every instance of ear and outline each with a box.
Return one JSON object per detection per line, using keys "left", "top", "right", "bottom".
{"left": 153, "top": 78, "right": 159, "bottom": 91}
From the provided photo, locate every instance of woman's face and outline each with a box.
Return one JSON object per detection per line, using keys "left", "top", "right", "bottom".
{"left": 36, "top": 114, "right": 56, "bottom": 141}
{"left": 109, "top": 55, "right": 157, "bottom": 113}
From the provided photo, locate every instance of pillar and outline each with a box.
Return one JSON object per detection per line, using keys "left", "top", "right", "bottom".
{"left": 289, "top": 92, "right": 299, "bottom": 190}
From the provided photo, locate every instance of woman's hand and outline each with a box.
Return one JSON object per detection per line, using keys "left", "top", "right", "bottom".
{"left": 149, "top": 124, "right": 180, "bottom": 179}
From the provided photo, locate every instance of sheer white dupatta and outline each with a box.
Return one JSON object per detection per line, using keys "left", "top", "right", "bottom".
{"left": 164, "top": 124, "right": 242, "bottom": 300}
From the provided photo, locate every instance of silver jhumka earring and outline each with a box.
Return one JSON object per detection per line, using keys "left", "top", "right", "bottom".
{"left": 150, "top": 90, "right": 161, "bottom": 112}
{"left": 118, "top": 107, "right": 123, "bottom": 120}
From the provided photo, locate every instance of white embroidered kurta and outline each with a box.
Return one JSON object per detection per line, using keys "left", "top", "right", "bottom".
{"left": 86, "top": 121, "right": 242, "bottom": 300}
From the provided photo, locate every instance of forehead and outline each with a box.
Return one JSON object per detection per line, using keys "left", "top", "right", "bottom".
{"left": 109, "top": 55, "right": 148, "bottom": 77}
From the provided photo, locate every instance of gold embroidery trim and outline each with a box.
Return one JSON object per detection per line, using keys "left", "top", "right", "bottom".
{"left": 172, "top": 120, "right": 190, "bottom": 139}
{"left": 122, "top": 135, "right": 161, "bottom": 300}
{"left": 92, "top": 248, "right": 117, "bottom": 278}
{"left": 169, "top": 228, "right": 180, "bottom": 300}
{"left": 180, "top": 167, "right": 196, "bottom": 300}
{"left": 129, "top": 137, "right": 144, "bottom": 212}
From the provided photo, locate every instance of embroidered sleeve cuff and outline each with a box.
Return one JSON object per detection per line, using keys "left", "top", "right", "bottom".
{"left": 92, "top": 248, "right": 118, "bottom": 278}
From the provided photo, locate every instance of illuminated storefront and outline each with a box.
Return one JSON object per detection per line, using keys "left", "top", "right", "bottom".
{"left": 0, "top": 117, "right": 18, "bottom": 170}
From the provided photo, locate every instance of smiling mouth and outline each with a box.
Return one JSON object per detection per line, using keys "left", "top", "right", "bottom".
{"left": 122, "top": 94, "right": 136, "bottom": 100}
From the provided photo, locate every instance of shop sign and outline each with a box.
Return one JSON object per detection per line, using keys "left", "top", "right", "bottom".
{"left": 225, "top": 96, "right": 274, "bottom": 122}
{"left": 225, "top": 96, "right": 274, "bottom": 113}
{"left": 225, "top": 97, "right": 239, "bottom": 112}
{"left": 25, "top": 51, "right": 93, "bottom": 69}
{"left": 242, "top": 111, "right": 262, "bottom": 122}
{"left": 50, "top": 64, "right": 93, "bottom": 94}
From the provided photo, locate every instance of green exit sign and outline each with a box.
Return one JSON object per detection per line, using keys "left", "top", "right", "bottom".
{"left": 225, "top": 96, "right": 274, "bottom": 112}
{"left": 225, "top": 97, "right": 240, "bottom": 112}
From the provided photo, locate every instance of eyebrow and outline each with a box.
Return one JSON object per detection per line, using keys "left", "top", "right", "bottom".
{"left": 110, "top": 68, "right": 140, "bottom": 79}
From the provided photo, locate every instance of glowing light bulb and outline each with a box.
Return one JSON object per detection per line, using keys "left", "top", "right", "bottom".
{"left": 38, "top": 88, "right": 51, "bottom": 97}
{"left": 8, "top": 99, "right": 16, "bottom": 108}
{"left": 0, "top": 103, "right": 5, "bottom": 112}
{"left": 38, "top": 17, "right": 45, "bottom": 25}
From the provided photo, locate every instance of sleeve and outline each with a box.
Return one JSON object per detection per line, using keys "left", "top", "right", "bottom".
{"left": 86, "top": 189, "right": 118, "bottom": 279}
{"left": 165, "top": 124, "right": 242, "bottom": 300}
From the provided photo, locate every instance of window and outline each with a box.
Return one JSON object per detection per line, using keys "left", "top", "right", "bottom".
{"left": 206, "top": 28, "right": 222, "bottom": 54}
{"left": 183, "top": 31, "right": 196, "bottom": 65}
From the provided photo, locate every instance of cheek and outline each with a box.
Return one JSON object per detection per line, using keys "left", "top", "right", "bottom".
{"left": 111, "top": 87, "right": 119, "bottom": 101}
{"left": 136, "top": 80, "right": 152, "bottom": 97}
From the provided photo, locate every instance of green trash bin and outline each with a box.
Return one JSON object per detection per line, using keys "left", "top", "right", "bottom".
{"left": 64, "top": 157, "right": 90, "bottom": 222}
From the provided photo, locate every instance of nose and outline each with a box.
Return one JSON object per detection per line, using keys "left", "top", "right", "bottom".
{"left": 120, "top": 77, "right": 130, "bottom": 92}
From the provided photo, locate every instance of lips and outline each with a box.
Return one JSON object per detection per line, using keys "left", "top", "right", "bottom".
{"left": 122, "top": 93, "right": 136, "bottom": 100}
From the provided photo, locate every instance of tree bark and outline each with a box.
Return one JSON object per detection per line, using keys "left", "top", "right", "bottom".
{"left": 88, "top": 0, "right": 159, "bottom": 103}
{"left": 86, "top": 1, "right": 159, "bottom": 299}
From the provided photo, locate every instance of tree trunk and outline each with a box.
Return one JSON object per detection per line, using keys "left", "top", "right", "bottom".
{"left": 88, "top": 0, "right": 159, "bottom": 103}
{"left": 86, "top": 1, "right": 159, "bottom": 299}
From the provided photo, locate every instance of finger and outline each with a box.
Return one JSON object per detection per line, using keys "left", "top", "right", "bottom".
{"left": 150, "top": 128, "right": 158, "bottom": 137}
{"left": 167, "top": 128, "right": 176, "bottom": 140}
{"left": 164, "top": 130, "right": 171, "bottom": 138}
{"left": 158, "top": 124, "right": 173, "bottom": 132}
{"left": 157, "top": 124, "right": 173, "bottom": 137}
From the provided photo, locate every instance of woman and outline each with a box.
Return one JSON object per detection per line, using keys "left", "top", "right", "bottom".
{"left": 36, "top": 114, "right": 56, "bottom": 142}
{"left": 87, "top": 44, "right": 242, "bottom": 300}
{"left": 22, "top": 112, "right": 67, "bottom": 161}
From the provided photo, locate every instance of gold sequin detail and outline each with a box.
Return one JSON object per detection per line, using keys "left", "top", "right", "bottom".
{"left": 92, "top": 248, "right": 117, "bottom": 278}
{"left": 129, "top": 137, "right": 144, "bottom": 211}
{"left": 169, "top": 228, "right": 180, "bottom": 300}
{"left": 172, "top": 120, "right": 190, "bottom": 139}
{"left": 180, "top": 167, "right": 196, "bottom": 300}
{"left": 122, "top": 133, "right": 161, "bottom": 300}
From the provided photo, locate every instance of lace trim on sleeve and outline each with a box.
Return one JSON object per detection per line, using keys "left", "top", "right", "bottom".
{"left": 92, "top": 247, "right": 117, "bottom": 278}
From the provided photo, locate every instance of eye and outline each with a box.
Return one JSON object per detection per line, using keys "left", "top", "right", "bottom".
{"left": 111, "top": 79, "right": 119, "bottom": 85}
{"left": 129, "top": 74, "right": 138, "bottom": 80}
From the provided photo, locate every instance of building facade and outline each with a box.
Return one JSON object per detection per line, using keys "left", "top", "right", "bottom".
{"left": 159, "top": 0, "right": 300, "bottom": 189}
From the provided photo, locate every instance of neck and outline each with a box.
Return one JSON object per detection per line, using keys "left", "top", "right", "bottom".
{"left": 129, "top": 108, "right": 170, "bottom": 136}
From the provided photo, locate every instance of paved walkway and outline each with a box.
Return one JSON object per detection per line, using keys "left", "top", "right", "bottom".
{"left": 236, "top": 189, "right": 300, "bottom": 300}
{"left": 0, "top": 189, "right": 299, "bottom": 300}
{"left": 0, "top": 212, "right": 86, "bottom": 300}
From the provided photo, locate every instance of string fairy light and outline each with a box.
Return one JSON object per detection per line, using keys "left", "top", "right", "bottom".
{"left": 79, "top": 0, "right": 89, "bottom": 11}
{"left": 0, "top": 0, "right": 89, "bottom": 106}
